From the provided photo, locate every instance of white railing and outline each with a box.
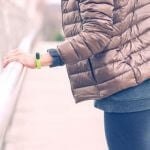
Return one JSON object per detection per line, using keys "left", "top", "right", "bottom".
{"left": 0, "top": 30, "right": 38, "bottom": 149}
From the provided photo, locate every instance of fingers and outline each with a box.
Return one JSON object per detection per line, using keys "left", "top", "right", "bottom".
{"left": 2, "top": 49, "right": 20, "bottom": 68}
{"left": 2, "top": 56, "right": 18, "bottom": 68}
{"left": 2, "top": 49, "right": 35, "bottom": 69}
{"left": 4, "top": 49, "right": 20, "bottom": 58}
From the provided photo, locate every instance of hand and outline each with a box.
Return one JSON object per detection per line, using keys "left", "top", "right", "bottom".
{"left": 2, "top": 49, "right": 53, "bottom": 69}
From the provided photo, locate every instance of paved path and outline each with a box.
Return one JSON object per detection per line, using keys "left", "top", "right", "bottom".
{"left": 4, "top": 42, "right": 108, "bottom": 150}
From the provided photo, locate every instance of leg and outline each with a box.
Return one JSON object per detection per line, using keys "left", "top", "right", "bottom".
{"left": 104, "top": 109, "right": 150, "bottom": 150}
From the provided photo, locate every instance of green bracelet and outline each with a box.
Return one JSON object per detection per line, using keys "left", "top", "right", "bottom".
{"left": 35, "top": 52, "right": 42, "bottom": 69}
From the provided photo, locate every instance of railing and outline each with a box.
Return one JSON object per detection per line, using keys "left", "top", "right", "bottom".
{"left": 0, "top": 30, "right": 38, "bottom": 149}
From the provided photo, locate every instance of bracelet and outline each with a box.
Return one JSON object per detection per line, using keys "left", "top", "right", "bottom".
{"left": 35, "top": 52, "right": 42, "bottom": 69}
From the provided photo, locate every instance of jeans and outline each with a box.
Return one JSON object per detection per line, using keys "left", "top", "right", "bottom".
{"left": 104, "top": 109, "right": 150, "bottom": 150}
{"left": 95, "top": 79, "right": 150, "bottom": 113}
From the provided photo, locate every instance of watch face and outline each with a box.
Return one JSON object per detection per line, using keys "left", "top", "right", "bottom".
{"left": 36, "top": 52, "right": 40, "bottom": 59}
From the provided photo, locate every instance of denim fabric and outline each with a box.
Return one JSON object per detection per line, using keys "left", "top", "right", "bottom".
{"left": 47, "top": 48, "right": 150, "bottom": 113}
{"left": 94, "top": 79, "right": 150, "bottom": 112}
{"left": 104, "top": 109, "right": 150, "bottom": 150}
{"left": 47, "top": 49, "right": 64, "bottom": 67}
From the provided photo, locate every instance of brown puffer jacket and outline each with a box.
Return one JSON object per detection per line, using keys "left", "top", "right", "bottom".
{"left": 57, "top": 0, "right": 150, "bottom": 103}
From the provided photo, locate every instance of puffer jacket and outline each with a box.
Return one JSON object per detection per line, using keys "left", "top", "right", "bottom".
{"left": 57, "top": 0, "right": 150, "bottom": 103}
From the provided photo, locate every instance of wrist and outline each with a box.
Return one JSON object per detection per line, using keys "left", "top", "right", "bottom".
{"left": 35, "top": 52, "right": 42, "bottom": 69}
{"left": 40, "top": 53, "right": 53, "bottom": 67}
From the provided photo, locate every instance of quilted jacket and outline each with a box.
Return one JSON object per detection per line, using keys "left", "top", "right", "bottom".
{"left": 57, "top": 0, "right": 150, "bottom": 103}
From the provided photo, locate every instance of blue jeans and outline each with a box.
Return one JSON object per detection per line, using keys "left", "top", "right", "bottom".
{"left": 95, "top": 79, "right": 150, "bottom": 113}
{"left": 104, "top": 109, "right": 150, "bottom": 150}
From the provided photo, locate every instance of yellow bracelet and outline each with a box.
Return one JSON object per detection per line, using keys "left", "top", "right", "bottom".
{"left": 35, "top": 52, "right": 42, "bottom": 69}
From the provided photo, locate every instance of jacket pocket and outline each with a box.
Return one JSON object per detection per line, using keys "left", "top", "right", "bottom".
{"left": 88, "top": 58, "right": 97, "bottom": 83}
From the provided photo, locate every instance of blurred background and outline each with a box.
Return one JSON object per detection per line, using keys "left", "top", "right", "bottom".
{"left": 0, "top": 0, "right": 107, "bottom": 150}
{"left": 0, "top": 0, "right": 63, "bottom": 60}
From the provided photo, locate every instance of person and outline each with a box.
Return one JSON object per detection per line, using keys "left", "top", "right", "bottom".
{"left": 2, "top": 0, "right": 150, "bottom": 150}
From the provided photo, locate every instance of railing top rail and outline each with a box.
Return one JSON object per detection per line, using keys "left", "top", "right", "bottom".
{"left": 0, "top": 30, "right": 38, "bottom": 149}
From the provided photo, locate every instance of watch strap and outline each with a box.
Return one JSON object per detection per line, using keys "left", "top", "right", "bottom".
{"left": 35, "top": 52, "right": 42, "bottom": 69}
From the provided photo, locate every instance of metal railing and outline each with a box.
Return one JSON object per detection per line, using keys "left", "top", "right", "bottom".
{"left": 0, "top": 30, "right": 38, "bottom": 149}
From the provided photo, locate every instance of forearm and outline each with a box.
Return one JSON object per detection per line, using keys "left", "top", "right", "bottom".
{"left": 2, "top": 48, "right": 64, "bottom": 69}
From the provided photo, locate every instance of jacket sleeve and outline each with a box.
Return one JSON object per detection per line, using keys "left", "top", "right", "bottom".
{"left": 47, "top": 49, "right": 65, "bottom": 67}
{"left": 57, "top": 0, "right": 114, "bottom": 65}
